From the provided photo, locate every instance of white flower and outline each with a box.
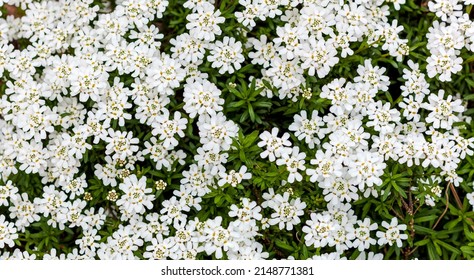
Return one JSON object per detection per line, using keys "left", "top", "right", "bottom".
{"left": 160, "top": 196, "right": 188, "bottom": 226}
{"left": 229, "top": 198, "right": 262, "bottom": 225}
{"left": 194, "top": 147, "right": 227, "bottom": 175}
{"left": 335, "top": 3, "right": 369, "bottom": 38}
{"left": 218, "top": 166, "right": 252, "bottom": 187}
{"left": 116, "top": 175, "right": 155, "bottom": 215}
{"left": 297, "top": 37, "right": 339, "bottom": 78}
{"left": 302, "top": 212, "right": 339, "bottom": 248}
{"left": 104, "top": 129, "right": 140, "bottom": 161}
{"left": 321, "top": 175, "right": 359, "bottom": 205}
{"left": 64, "top": 199, "right": 89, "bottom": 229}
{"left": 276, "top": 146, "right": 306, "bottom": 183}
{"left": 17, "top": 141, "right": 49, "bottom": 175}
{"left": 228, "top": 242, "right": 269, "bottom": 260}
{"left": 170, "top": 33, "right": 208, "bottom": 64}
{"left": 428, "top": 0, "right": 463, "bottom": 22}
{"left": 396, "top": 133, "right": 426, "bottom": 167}
{"left": 94, "top": 156, "right": 119, "bottom": 186}
{"left": 103, "top": 225, "right": 143, "bottom": 259}
{"left": 299, "top": 4, "right": 335, "bottom": 36}
{"left": 183, "top": 79, "right": 224, "bottom": 118}
{"left": 129, "top": 24, "right": 163, "bottom": 49}
{"left": 98, "top": 95, "right": 132, "bottom": 128}
{"left": 144, "top": 236, "right": 177, "bottom": 260}
{"left": 83, "top": 207, "right": 106, "bottom": 231}
{"left": 14, "top": 103, "right": 58, "bottom": 142}
{"left": 186, "top": 2, "right": 225, "bottom": 41}
{"left": 376, "top": 217, "right": 408, "bottom": 247}
{"left": 356, "top": 251, "right": 384, "bottom": 260}
{"left": 366, "top": 100, "right": 401, "bottom": 134}
{"left": 309, "top": 252, "right": 346, "bottom": 260}
{"left": 354, "top": 59, "right": 390, "bottom": 92}
{"left": 33, "top": 185, "right": 68, "bottom": 225}
{"left": 151, "top": 111, "right": 188, "bottom": 150}
{"left": 306, "top": 150, "right": 343, "bottom": 187}
{"left": 265, "top": 56, "right": 304, "bottom": 91}
{"left": 208, "top": 36, "right": 245, "bottom": 74}
{"left": 183, "top": 0, "right": 215, "bottom": 11}
{"left": 6, "top": 49, "right": 39, "bottom": 80}
{"left": 331, "top": 24, "right": 357, "bottom": 58}
{"left": 69, "top": 64, "right": 108, "bottom": 102}
{"left": 248, "top": 35, "right": 277, "bottom": 68}
{"left": 274, "top": 24, "right": 308, "bottom": 60}
{"left": 62, "top": 175, "right": 87, "bottom": 200}
{"left": 75, "top": 228, "right": 101, "bottom": 255}
{"left": 258, "top": 128, "right": 292, "bottom": 162}
{"left": 8, "top": 193, "right": 40, "bottom": 232}
{"left": 0, "top": 214, "right": 18, "bottom": 249}
{"left": 145, "top": 53, "right": 185, "bottom": 91}
{"left": 320, "top": 78, "right": 355, "bottom": 115}
{"left": 347, "top": 150, "right": 386, "bottom": 189}
{"left": 289, "top": 110, "right": 326, "bottom": 149}
{"left": 399, "top": 96, "right": 422, "bottom": 122}
{"left": 0, "top": 180, "right": 18, "bottom": 207}
{"left": 426, "top": 48, "right": 462, "bottom": 82}
{"left": 467, "top": 192, "right": 474, "bottom": 211}
{"left": 174, "top": 187, "right": 202, "bottom": 212}
{"left": 423, "top": 90, "right": 464, "bottom": 129}
{"left": 198, "top": 112, "right": 239, "bottom": 152}
{"left": 352, "top": 218, "right": 378, "bottom": 251}
{"left": 266, "top": 192, "right": 306, "bottom": 231}
{"left": 427, "top": 21, "right": 464, "bottom": 51}
{"left": 180, "top": 164, "right": 213, "bottom": 197}
{"left": 201, "top": 216, "right": 237, "bottom": 259}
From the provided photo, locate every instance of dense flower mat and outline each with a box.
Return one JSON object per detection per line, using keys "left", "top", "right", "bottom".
{"left": 1, "top": 0, "right": 474, "bottom": 260}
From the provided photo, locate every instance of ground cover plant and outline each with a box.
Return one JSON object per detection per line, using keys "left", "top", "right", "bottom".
{"left": 1, "top": 0, "right": 474, "bottom": 260}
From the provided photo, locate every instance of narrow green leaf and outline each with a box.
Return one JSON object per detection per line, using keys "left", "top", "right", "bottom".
{"left": 275, "top": 240, "right": 294, "bottom": 252}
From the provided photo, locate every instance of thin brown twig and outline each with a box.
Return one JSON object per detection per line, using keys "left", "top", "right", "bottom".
{"left": 406, "top": 189, "right": 415, "bottom": 241}
{"left": 449, "top": 183, "right": 463, "bottom": 210}
{"left": 401, "top": 197, "right": 411, "bottom": 213}
{"left": 414, "top": 204, "right": 423, "bottom": 215}
{"left": 432, "top": 186, "right": 450, "bottom": 230}
{"left": 407, "top": 244, "right": 419, "bottom": 256}
{"left": 390, "top": 206, "right": 405, "bottom": 221}
{"left": 295, "top": 232, "right": 301, "bottom": 244}
{"left": 409, "top": 190, "right": 413, "bottom": 211}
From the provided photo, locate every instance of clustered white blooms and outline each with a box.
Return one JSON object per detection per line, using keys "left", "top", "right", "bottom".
{"left": 0, "top": 0, "right": 473, "bottom": 260}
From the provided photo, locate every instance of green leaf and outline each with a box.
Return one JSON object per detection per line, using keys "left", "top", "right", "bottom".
{"left": 460, "top": 246, "right": 474, "bottom": 256}
{"left": 414, "top": 215, "right": 438, "bottom": 223}
{"left": 227, "top": 100, "right": 246, "bottom": 108}
{"left": 427, "top": 242, "right": 441, "bottom": 260}
{"left": 413, "top": 225, "right": 437, "bottom": 235}
{"left": 391, "top": 181, "right": 407, "bottom": 199}
{"left": 275, "top": 240, "right": 294, "bottom": 252}
{"left": 414, "top": 239, "right": 431, "bottom": 246}
{"left": 435, "top": 240, "right": 461, "bottom": 255}
{"left": 243, "top": 130, "right": 260, "bottom": 147}
{"left": 248, "top": 104, "right": 256, "bottom": 122}
{"left": 253, "top": 101, "right": 272, "bottom": 108}
{"left": 239, "top": 149, "right": 247, "bottom": 161}
{"left": 444, "top": 218, "right": 462, "bottom": 230}
{"left": 300, "top": 245, "right": 309, "bottom": 259}
{"left": 229, "top": 86, "right": 244, "bottom": 99}
{"left": 382, "top": 183, "right": 392, "bottom": 201}
{"left": 239, "top": 110, "right": 249, "bottom": 123}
